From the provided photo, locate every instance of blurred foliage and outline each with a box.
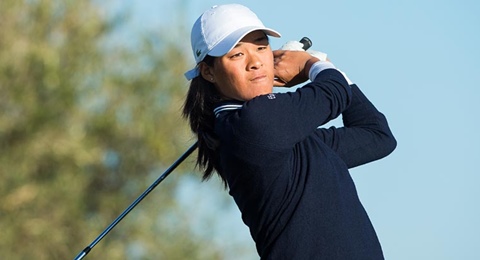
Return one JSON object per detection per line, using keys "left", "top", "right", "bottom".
{"left": 0, "top": 0, "right": 233, "bottom": 259}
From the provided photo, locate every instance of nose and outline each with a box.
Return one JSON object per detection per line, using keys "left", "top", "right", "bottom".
{"left": 247, "top": 53, "right": 262, "bottom": 71}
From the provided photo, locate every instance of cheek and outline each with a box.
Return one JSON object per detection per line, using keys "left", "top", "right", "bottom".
{"left": 214, "top": 60, "right": 237, "bottom": 80}
{"left": 214, "top": 61, "right": 245, "bottom": 86}
{"left": 212, "top": 67, "right": 242, "bottom": 98}
{"left": 263, "top": 53, "right": 275, "bottom": 74}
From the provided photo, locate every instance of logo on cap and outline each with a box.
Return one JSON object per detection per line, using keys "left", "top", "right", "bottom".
{"left": 196, "top": 49, "right": 202, "bottom": 57}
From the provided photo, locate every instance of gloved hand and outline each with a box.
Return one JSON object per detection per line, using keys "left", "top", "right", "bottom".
{"left": 280, "top": 40, "right": 352, "bottom": 85}
{"left": 280, "top": 40, "right": 328, "bottom": 61}
{"left": 280, "top": 40, "right": 304, "bottom": 51}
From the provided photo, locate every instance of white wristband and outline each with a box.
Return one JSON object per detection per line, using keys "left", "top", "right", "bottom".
{"left": 308, "top": 61, "right": 354, "bottom": 85}
{"left": 308, "top": 61, "right": 336, "bottom": 81}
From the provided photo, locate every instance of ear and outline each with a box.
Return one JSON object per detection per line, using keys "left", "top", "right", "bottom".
{"left": 199, "top": 62, "right": 215, "bottom": 83}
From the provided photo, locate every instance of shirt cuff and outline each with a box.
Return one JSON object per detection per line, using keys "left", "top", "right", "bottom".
{"left": 308, "top": 61, "right": 354, "bottom": 85}
{"left": 308, "top": 61, "right": 336, "bottom": 81}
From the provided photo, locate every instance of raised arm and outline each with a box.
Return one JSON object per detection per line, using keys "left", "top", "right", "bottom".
{"left": 315, "top": 84, "right": 397, "bottom": 168}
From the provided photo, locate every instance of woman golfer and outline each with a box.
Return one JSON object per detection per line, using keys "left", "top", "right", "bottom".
{"left": 183, "top": 4, "right": 396, "bottom": 259}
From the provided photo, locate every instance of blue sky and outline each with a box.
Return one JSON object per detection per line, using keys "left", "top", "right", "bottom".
{"left": 117, "top": 1, "right": 480, "bottom": 259}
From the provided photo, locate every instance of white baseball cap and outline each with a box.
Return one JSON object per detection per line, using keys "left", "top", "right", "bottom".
{"left": 184, "top": 4, "right": 281, "bottom": 80}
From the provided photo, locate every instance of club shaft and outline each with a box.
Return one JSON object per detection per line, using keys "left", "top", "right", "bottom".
{"left": 74, "top": 142, "right": 198, "bottom": 260}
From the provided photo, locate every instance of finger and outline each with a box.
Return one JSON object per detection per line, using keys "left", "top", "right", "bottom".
{"left": 273, "top": 77, "right": 287, "bottom": 87}
{"left": 272, "top": 50, "right": 287, "bottom": 61}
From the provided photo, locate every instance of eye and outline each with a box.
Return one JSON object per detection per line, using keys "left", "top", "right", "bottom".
{"left": 229, "top": 52, "right": 243, "bottom": 59}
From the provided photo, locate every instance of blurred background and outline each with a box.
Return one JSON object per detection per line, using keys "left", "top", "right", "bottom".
{"left": 1, "top": 0, "right": 479, "bottom": 259}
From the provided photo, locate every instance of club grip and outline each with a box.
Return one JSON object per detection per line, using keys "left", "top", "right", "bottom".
{"left": 300, "top": 37, "right": 312, "bottom": 50}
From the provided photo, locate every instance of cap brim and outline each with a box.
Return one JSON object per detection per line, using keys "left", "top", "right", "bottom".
{"left": 208, "top": 26, "right": 281, "bottom": 57}
{"left": 184, "top": 66, "right": 200, "bottom": 80}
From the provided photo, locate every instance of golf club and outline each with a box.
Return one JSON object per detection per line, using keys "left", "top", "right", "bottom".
{"left": 73, "top": 142, "right": 198, "bottom": 260}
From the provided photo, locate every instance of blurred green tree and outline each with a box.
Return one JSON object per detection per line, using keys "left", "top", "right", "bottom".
{"left": 0, "top": 0, "right": 231, "bottom": 259}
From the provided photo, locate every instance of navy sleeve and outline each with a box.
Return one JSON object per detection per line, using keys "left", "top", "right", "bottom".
{"left": 315, "top": 84, "right": 397, "bottom": 168}
{"left": 234, "top": 69, "right": 352, "bottom": 150}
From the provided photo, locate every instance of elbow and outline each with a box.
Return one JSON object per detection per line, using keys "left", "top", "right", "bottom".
{"left": 379, "top": 130, "right": 397, "bottom": 158}
{"left": 386, "top": 134, "right": 397, "bottom": 156}
{"left": 373, "top": 114, "right": 397, "bottom": 158}
{"left": 343, "top": 130, "right": 397, "bottom": 169}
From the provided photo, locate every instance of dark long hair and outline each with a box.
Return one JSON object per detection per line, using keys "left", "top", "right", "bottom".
{"left": 182, "top": 55, "right": 226, "bottom": 185}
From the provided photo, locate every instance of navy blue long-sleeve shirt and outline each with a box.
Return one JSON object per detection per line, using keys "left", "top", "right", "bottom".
{"left": 213, "top": 68, "right": 396, "bottom": 259}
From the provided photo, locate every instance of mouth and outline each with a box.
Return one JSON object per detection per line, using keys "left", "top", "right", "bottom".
{"left": 251, "top": 74, "right": 267, "bottom": 82}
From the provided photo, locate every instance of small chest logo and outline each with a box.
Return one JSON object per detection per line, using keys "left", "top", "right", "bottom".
{"left": 267, "top": 93, "right": 276, "bottom": 100}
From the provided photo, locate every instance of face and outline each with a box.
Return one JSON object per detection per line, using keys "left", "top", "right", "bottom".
{"left": 201, "top": 31, "right": 275, "bottom": 101}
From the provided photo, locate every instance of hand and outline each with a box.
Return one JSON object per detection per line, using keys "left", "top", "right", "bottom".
{"left": 280, "top": 40, "right": 328, "bottom": 62}
{"left": 280, "top": 40, "right": 305, "bottom": 51}
{"left": 280, "top": 41, "right": 328, "bottom": 61}
{"left": 307, "top": 50, "right": 328, "bottom": 62}
{"left": 273, "top": 50, "right": 320, "bottom": 87}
